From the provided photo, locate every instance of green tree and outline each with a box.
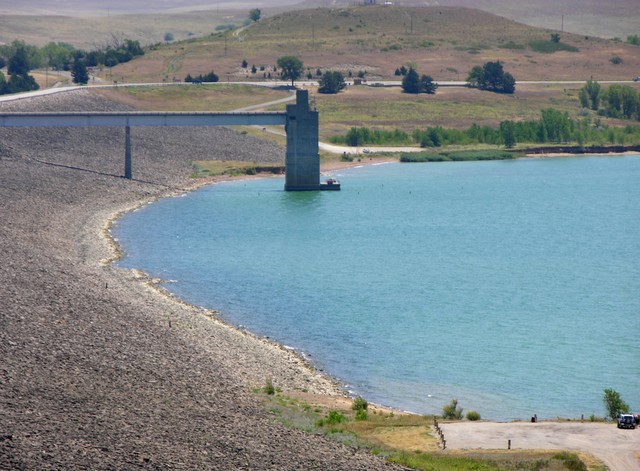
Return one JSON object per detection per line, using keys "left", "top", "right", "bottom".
{"left": 2, "top": 40, "right": 41, "bottom": 71}
{"left": 318, "top": 70, "right": 346, "bottom": 94}
{"left": 0, "top": 71, "right": 7, "bottom": 95}
{"left": 40, "top": 42, "right": 74, "bottom": 71}
{"left": 579, "top": 79, "right": 601, "bottom": 110}
{"left": 466, "top": 65, "right": 483, "bottom": 88}
{"left": 277, "top": 55, "right": 303, "bottom": 86}
{"left": 4, "top": 41, "right": 39, "bottom": 94}
{"left": 539, "top": 108, "right": 571, "bottom": 142}
{"left": 500, "top": 120, "right": 517, "bottom": 148}
{"left": 249, "top": 8, "right": 261, "bottom": 22}
{"left": 420, "top": 74, "right": 437, "bottom": 94}
{"left": 601, "top": 85, "right": 640, "bottom": 119}
{"left": 401, "top": 67, "right": 420, "bottom": 94}
{"left": 71, "top": 56, "right": 89, "bottom": 84}
{"left": 501, "top": 71, "right": 516, "bottom": 94}
{"left": 550, "top": 33, "right": 561, "bottom": 43}
{"left": 7, "top": 43, "right": 30, "bottom": 76}
{"left": 428, "top": 127, "right": 441, "bottom": 147}
{"left": 468, "top": 61, "right": 516, "bottom": 94}
{"left": 7, "top": 73, "right": 38, "bottom": 94}
{"left": 603, "top": 388, "right": 630, "bottom": 420}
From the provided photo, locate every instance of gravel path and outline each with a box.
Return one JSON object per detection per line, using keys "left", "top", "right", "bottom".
{"left": 0, "top": 89, "right": 400, "bottom": 469}
{"left": 441, "top": 421, "right": 640, "bottom": 471}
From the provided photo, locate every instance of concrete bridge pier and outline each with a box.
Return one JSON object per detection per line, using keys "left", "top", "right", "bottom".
{"left": 284, "top": 90, "right": 321, "bottom": 191}
{"left": 124, "top": 124, "right": 132, "bottom": 179}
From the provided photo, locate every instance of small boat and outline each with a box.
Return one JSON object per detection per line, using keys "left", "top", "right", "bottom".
{"left": 320, "top": 178, "right": 341, "bottom": 190}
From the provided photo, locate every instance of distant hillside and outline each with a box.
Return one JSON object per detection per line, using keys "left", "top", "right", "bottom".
{"left": 5, "top": 0, "right": 637, "bottom": 40}
{"left": 300, "top": 0, "right": 640, "bottom": 39}
{"left": 1, "top": 0, "right": 302, "bottom": 16}
{"left": 109, "top": 5, "right": 639, "bottom": 83}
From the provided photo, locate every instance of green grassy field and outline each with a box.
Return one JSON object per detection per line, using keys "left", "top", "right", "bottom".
{"left": 313, "top": 84, "right": 584, "bottom": 139}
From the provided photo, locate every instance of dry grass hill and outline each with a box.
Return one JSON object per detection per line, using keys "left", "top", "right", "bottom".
{"left": 300, "top": 0, "right": 640, "bottom": 39}
{"left": 107, "top": 5, "right": 639, "bottom": 84}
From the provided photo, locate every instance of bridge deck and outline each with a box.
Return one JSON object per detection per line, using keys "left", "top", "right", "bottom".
{"left": 0, "top": 111, "right": 287, "bottom": 127}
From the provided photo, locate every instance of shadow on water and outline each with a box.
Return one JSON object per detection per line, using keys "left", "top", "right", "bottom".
{"left": 279, "top": 190, "right": 324, "bottom": 210}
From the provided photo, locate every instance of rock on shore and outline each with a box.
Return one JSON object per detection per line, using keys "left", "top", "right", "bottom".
{"left": 0, "top": 90, "right": 397, "bottom": 469}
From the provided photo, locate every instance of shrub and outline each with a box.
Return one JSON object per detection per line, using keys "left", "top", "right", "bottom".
{"left": 184, "top": 71, "right": 219, "bottom": 83}
{"left": 352, "top": 396, "right": 368, "bottom": 411}
{"left": 442, "top": 399, "right": 463, "bottom": 420}
{"left": 528, "top": 39, "right": 579, "bottom": 53}
{"left": 466, "top": 410, "right": 481, "bottom": 421}
{"left": 326, "top": 410, "right": 346, "bottom": 424}
{"left": 499, "top": 41, "right": 526, "bottom": 50}
{"left": 317, "top": 410, "right": 347, "bottom": 427}
{"left": 355, "top": 409, "right": 368, "bottom": 421}
{"left": 553, "top": 452, "right": 587, "bottom": 471}
{"left": 262, "top": 378, "right": 275, "bottom": 395}
{"left": 448, "top": 150, "right": 514, "bottom": 161}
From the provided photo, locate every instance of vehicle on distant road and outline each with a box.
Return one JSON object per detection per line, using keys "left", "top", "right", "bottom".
{"left": 617, "top": 414, "right": 636, "bottom": 429}
{"left": 634, "top": 76, "right": 640, "bottom": 82}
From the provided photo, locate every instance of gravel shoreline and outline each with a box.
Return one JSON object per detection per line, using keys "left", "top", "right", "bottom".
{"left": 0, "top": 89, "right": 398, "bottom": 469}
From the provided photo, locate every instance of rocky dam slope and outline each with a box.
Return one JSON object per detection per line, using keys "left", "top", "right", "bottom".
{"left": 0, "top": 90, "right": 398, "bottom": 469}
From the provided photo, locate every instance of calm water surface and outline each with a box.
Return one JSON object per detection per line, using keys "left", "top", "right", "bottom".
{"left": 115, "top": 155, "right": 640, "bottom": 420}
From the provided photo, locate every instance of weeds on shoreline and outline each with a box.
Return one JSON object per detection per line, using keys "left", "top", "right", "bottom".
{"left": 400, "top": 149, "right": 517, "bottom": 162}
{"left": 255, "top": 390, "right": 595, "bottom": 470}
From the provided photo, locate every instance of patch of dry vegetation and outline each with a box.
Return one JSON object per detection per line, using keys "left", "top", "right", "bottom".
{"left": 103, "top": 5, "right": 639, "bottom": 84}
{"left": 261, "top": 391, "right": 604, "bottom": 470}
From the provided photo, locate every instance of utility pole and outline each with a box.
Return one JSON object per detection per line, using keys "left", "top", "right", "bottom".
{"left": 561, "top": 15, "right": 564, "bottom": 33}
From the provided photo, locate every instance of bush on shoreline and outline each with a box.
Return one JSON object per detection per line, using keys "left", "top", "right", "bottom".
{"left": 329, "top": 109, "right": 640, "bottom": 149}
{"left": 466, "top": 410, "right": 481, "bottom": 421}
{"left": 400, "top": 149, "right": 516, "bottom": 162}
{"left": 442, "top": 399, "right": 464, "bottom": 420}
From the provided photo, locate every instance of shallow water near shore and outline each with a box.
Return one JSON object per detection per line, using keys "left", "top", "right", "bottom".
{"left": 115, "top": 155, "right": 640, "bottom": 421}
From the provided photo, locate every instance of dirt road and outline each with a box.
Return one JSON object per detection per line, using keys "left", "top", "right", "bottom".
{"left": 441, "top": 421, "right": 640, "bottom": 471}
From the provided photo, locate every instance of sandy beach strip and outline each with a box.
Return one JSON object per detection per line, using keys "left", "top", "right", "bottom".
{"left": 0, "top": 89, "right": 398, "bottom": 469}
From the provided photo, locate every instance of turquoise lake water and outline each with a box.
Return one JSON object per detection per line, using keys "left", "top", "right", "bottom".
{"left": 114, "top": 155, "right": 640, "bottom": 421}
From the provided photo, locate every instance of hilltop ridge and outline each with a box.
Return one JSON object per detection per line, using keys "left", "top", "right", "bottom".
{"left": 108, "top": 5, "right": 639, "bottom": 83}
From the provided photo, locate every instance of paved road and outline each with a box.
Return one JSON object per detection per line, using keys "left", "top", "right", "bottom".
{"left": 441, "top": 421, "right": 640, "bottom": 471}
